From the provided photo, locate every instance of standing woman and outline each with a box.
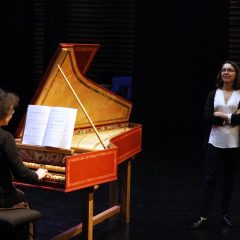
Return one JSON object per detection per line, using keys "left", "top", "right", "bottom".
{"left": 0, "top": 88, "right": 47, "bottom": 239}
{"left": 191, "top": 61, "right": 240, "bottom": 229}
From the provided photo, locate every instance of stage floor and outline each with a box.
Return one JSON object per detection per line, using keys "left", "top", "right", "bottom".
{"left": 21, "top": 148, "right": 240, "bottom": 240}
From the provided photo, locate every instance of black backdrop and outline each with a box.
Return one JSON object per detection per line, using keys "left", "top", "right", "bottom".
{"left": 0, "top": 0, "right": 230, "bottom": 153}
{"left": 133, "top": 1, "right": 229, "bottom": 151}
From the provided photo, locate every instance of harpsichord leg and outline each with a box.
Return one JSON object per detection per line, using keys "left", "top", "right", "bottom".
{"left": 121, "top": 159, "right": 132, "bottom": 224}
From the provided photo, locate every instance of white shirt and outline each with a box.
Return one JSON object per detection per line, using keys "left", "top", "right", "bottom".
{"left": 209, "top": 89, "right": 240, "bottom": 148}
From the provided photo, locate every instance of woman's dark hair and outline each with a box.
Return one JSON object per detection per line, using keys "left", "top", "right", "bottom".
{"left": 216, "top": 60, "right": 240, "bottom": 89}
{"left": 0, "top": 88, "right": 19, "bottom": 119}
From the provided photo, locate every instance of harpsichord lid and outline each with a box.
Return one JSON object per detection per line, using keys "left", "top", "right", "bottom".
{"left": 16, "top": 43, "right": 132, "bottom": 138}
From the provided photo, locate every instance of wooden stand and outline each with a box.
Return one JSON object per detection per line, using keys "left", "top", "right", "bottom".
{"left": 51, "top": 158, "right": 132, "bottom": 240}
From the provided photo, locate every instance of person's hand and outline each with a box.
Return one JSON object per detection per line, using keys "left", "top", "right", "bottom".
{"left": 236, "top": 109, "right": 240, "bottom": 114}
{"left": 36, "top": 168, "right": 48, "bottom": 180}
{"left": 214, "top": 111, "right": 223, "bottom": 117}
{"left": 214, "top": 111, "right": 227, "bottom": 119}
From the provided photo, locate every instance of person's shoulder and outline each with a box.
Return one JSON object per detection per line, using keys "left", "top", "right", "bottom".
{"left": 0, "top": 127, "right": 7, "bottom": 136}
{"left": 209, "top": 89, "right": 217, "bottom": 94}
{"left": 0, "top": 127, "right": 14, "bottom": 141}
{"left": 207, "top": 89, "right": 217, "bottom": 98}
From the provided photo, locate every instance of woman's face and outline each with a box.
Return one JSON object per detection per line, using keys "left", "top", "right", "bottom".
{"left": 221, "top": 63, "right": 237, "bottom": 86}
{"left": 0, "top": 106, "right": 14, "bottom": 126}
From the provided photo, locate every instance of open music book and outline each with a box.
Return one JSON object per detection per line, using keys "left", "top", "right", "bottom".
{"left": 22, "top": 105, "right": 77, "bottom": 149}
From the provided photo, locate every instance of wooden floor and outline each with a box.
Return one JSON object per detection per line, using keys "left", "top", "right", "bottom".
{"left": 21, "top": 148, "right": 240, "bottom": 240}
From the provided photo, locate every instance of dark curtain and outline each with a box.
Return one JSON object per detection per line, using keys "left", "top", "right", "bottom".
{"left": 1, "top": 0, "right": 230, "bottom": 153}
{"left": 0, "top": 2, "right": 35, "bottom": 132}
{"left": 133, "top": 0, "right": 229, "bottom": 150}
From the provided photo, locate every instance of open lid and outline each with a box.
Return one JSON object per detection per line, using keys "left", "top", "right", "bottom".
{"left": 16, "top": 43, "right": 132, "bottom": 138}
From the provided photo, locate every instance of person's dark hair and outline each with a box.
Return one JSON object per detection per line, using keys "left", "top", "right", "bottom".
{"left": 216, "top": 60, "right": 240, "bottom": 89}
{"left": 0, "top": 88, "right": 19, "bottom": 119}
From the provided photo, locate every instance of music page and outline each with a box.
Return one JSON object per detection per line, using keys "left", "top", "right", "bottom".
{"left": 43, "top": 107, "right": 77, "bottom": 149}
{"left": 22, "top": 105, "right": 77, "bottom": 149}
{"left": 22, "top": 105, "right": 51, "bottom": 146}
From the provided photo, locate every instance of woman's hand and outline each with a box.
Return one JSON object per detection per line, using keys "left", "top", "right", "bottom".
{"left": 36, "top": 168, "right": 48, "bottom": 180}
{"left": 213, "top": 111, "right": 228, "bottom": 120}
{"left": 235, "top": 109, "right": 240, "bottom": 114}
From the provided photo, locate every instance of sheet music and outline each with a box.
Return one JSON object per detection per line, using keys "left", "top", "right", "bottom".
{"left": 22, "top": 105, "right": 77, "bottom": 149}
{"left": 22, "top": 105, "right": 51, "bottom": 146}
{"left": 43, "top": 107, "right": 77, "bottom": 149}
